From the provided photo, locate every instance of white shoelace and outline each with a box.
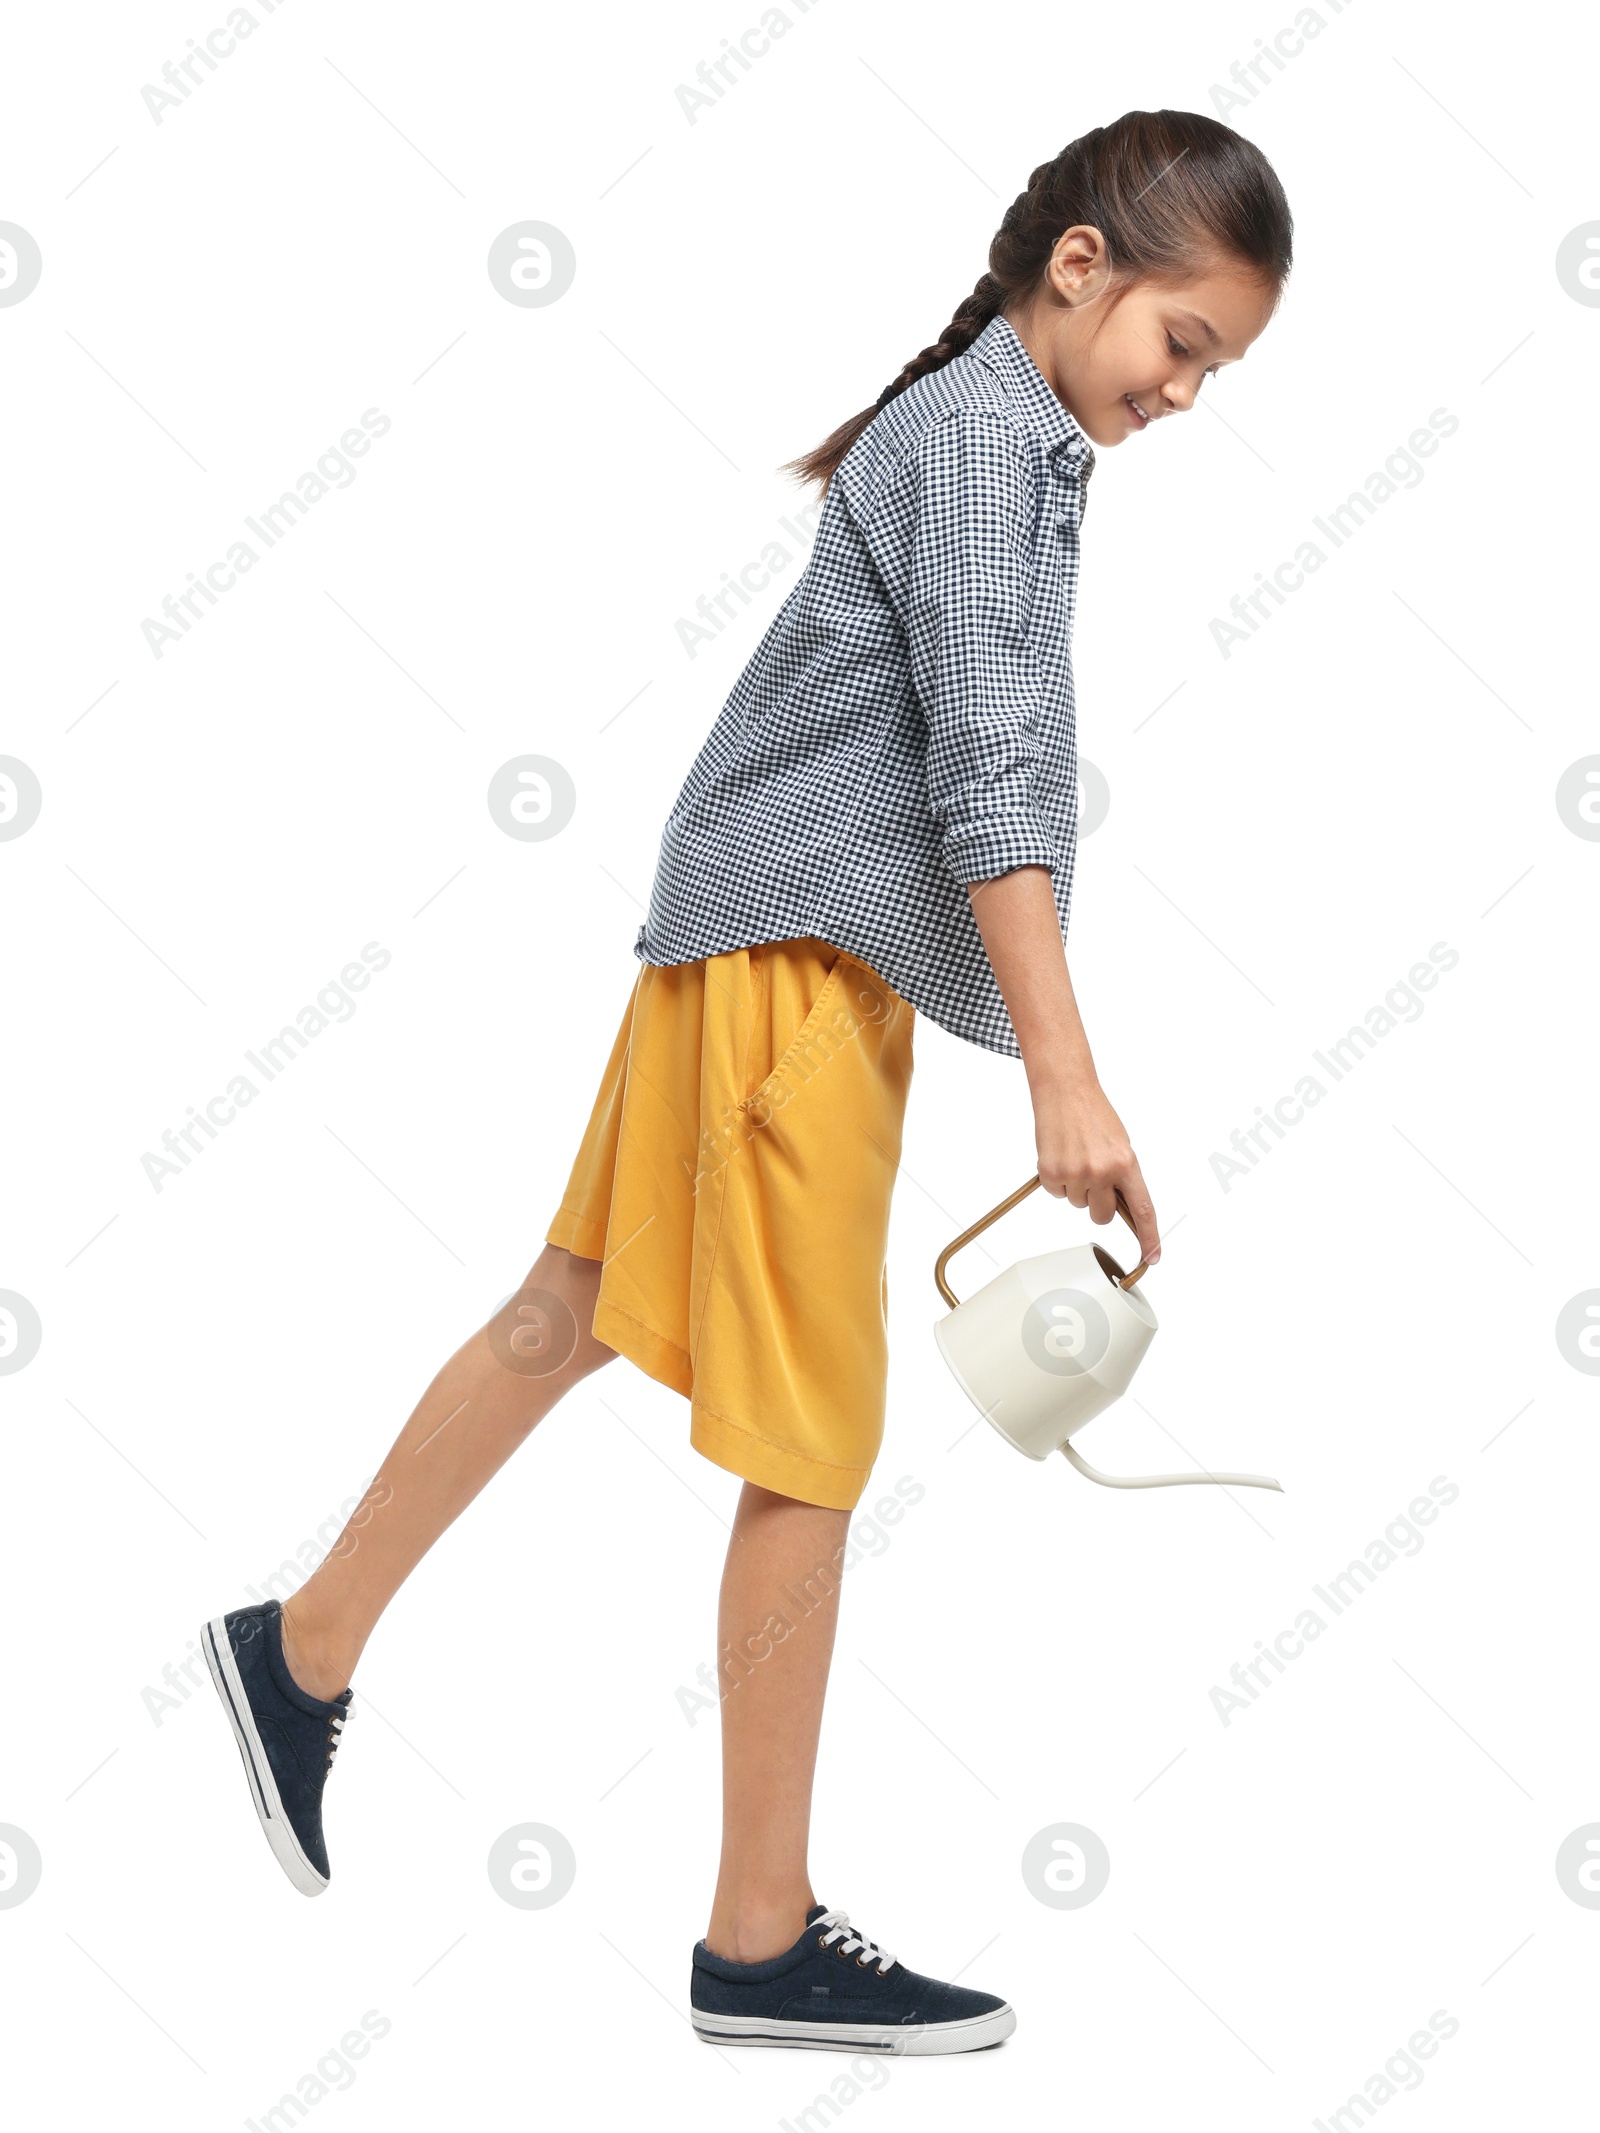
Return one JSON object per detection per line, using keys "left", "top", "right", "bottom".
{"left": 814, "top": 1909, "right": 896, "bottom": 1975}
{"left": 325, "top": 1703, "right": 353, "bottom": 1770}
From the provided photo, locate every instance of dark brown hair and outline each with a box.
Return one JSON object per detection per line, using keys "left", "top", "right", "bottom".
{"left": 780, "top": 109, "right": 1293, "bottom": 496}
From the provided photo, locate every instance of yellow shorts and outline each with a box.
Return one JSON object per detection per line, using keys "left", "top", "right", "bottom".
{"left": 546, "top": 937, "right": 916, "bottom": 1510}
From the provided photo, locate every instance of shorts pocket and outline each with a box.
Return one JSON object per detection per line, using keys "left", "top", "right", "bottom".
{"left": 743, "top": 943, "right": 849, "bottom": 1110}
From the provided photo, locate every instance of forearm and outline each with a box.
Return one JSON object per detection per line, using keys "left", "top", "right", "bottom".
{"left": 966, "top": 866, "right": 1097, "bottom": 1096}
{"left": 965, "top": 864, "right": 1160, "bottom": 1260}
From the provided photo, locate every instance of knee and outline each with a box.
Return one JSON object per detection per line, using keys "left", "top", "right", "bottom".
{"left": 501, "top": 1246, "right": 614, "bottom": 1380}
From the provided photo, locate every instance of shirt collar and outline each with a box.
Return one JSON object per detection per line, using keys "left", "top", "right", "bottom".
{"left": 967, "top": 313, "right": 1096, "bottom": 480}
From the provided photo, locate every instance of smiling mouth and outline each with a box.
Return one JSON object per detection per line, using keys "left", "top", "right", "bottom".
{"left": 1125, "top": 394, "right": 1150, "bottom": 429}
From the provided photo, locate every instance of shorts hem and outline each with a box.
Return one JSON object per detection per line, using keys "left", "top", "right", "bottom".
{"left": 690, "top": 1405, "right": 872, "bottom": 1513}
{"left": 546, "top": 1206, "right": 610, "bottom": 1263}
{"left": 582, "top": 1289, "right": 873, "bottom": 1511}
{"left": 588, "top": 1296, "right": 694, "bottom": 1400}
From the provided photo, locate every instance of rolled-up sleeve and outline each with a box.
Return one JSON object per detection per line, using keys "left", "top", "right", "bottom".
{"left": 873, "top": 409, "right": 1062, "bottom": 885}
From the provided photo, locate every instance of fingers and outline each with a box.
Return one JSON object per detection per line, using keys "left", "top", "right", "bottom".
{"left": 1118, "top": 1160, "right": 1161, "bottom": 1267}
{"left": 1087, "top": 1180, "right": 1120, "bottom": 1230}
{"left": 1036, "top": 1156, "right": 1161, "bottom": 1266}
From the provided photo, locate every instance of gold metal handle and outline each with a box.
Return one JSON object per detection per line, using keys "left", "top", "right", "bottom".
{"left": 933, "top": 1174, "right": 1150, "bottom": 1308}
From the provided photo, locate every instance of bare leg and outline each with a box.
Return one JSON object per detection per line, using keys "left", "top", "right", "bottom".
{"left": 704, "top": 1482, "right": 851, "bottom": 1961}
{"left": 279, "top": 1245, "right": 616, "bottom": 1700}
{"left": 277, "top": 1251, "right": 849, "bottom": 1965}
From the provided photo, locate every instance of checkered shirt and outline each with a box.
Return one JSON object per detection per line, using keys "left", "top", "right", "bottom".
{"left": 634, "top": 312, "right": 1096, "bottom": 1059}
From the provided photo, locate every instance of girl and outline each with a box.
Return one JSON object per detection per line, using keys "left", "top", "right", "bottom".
{"left": 202, "top": 108, "right": 1292, "bottom": 2058}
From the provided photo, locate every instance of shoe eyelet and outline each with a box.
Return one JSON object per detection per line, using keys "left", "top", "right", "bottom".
{"left": 816, "top": 1934, "right": 829, "bottom": 1950}
{"left": 855, "top": 1954, "right": 874, "bottom": 1968}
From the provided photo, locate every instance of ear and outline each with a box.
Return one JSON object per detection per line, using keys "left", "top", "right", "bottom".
{"left": 1049, "top": 224, "right": 1113, "bottom": 306}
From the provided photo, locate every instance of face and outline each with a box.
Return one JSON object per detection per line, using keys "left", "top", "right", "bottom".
{"left": 1006, "top": 226, "right": 1278, "bottom": 448}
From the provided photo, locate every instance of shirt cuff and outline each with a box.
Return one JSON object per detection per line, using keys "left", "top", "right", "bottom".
{"left": 940, "top": 813, "right": 1060, "bottom": 885}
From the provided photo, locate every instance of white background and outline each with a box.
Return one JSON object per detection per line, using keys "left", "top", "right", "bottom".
{"left": 3, "top": 0, "right": 1596, "bottom": 2126}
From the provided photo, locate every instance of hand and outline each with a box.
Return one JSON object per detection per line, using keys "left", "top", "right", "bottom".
{"left": 1032, "top": 1075, "right": 1161, "bottom": 1267}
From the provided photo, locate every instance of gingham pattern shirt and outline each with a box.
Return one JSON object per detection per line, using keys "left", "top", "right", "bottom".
{"left": 635, "top": 312, "right": 1096, "bottom": 1058}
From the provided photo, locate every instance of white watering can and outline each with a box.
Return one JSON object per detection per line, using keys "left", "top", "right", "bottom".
{"left": 933, "top": 1175, "right": 1282, "bottom": 1492}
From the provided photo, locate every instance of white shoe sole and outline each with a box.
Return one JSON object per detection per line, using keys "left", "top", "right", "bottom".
{"left": 692, "top": 2004, "right": 1016, "bottom": 2055}
{"left": 202, "top": 1615, "right": 328, "bottom": 1898}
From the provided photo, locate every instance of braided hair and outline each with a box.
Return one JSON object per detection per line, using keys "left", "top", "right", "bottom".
{"left": 868, "top": 275, "right": 1004, "bottom": 413}
{"left": 781, "top": 109, "right": 1292, "bottom": 496}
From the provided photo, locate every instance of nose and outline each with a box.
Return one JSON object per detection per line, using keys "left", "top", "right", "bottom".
{"left": 1163, "top": 377, "right": 1197, "bottom": 416}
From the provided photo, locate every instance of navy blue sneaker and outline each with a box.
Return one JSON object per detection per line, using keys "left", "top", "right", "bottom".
{"left": 691, "top": 1905, "right": 1015, "bottom": 2054}
{"left": 202, "top": 1599, "right": 353, "bottom": 1897}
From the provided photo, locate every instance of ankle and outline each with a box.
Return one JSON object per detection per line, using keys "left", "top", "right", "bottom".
{"left": 277, "top": 1597, "right": 356, "bottom": 1702}
{"left": 704, "top": 1891, "right": 815, "bottom": 1964}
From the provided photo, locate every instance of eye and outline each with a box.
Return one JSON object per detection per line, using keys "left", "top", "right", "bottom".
{"left": 1169, "top": 332, "right": 1223, "bottom": 380}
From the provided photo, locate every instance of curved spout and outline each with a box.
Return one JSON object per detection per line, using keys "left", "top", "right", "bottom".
{"left": 1060, "top": 1441, "right": 1283, "bottom": 1492}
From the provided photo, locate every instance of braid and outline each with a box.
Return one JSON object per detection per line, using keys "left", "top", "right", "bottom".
{"left": 872, "top": 275, "right": 1004, "bottom": 411}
